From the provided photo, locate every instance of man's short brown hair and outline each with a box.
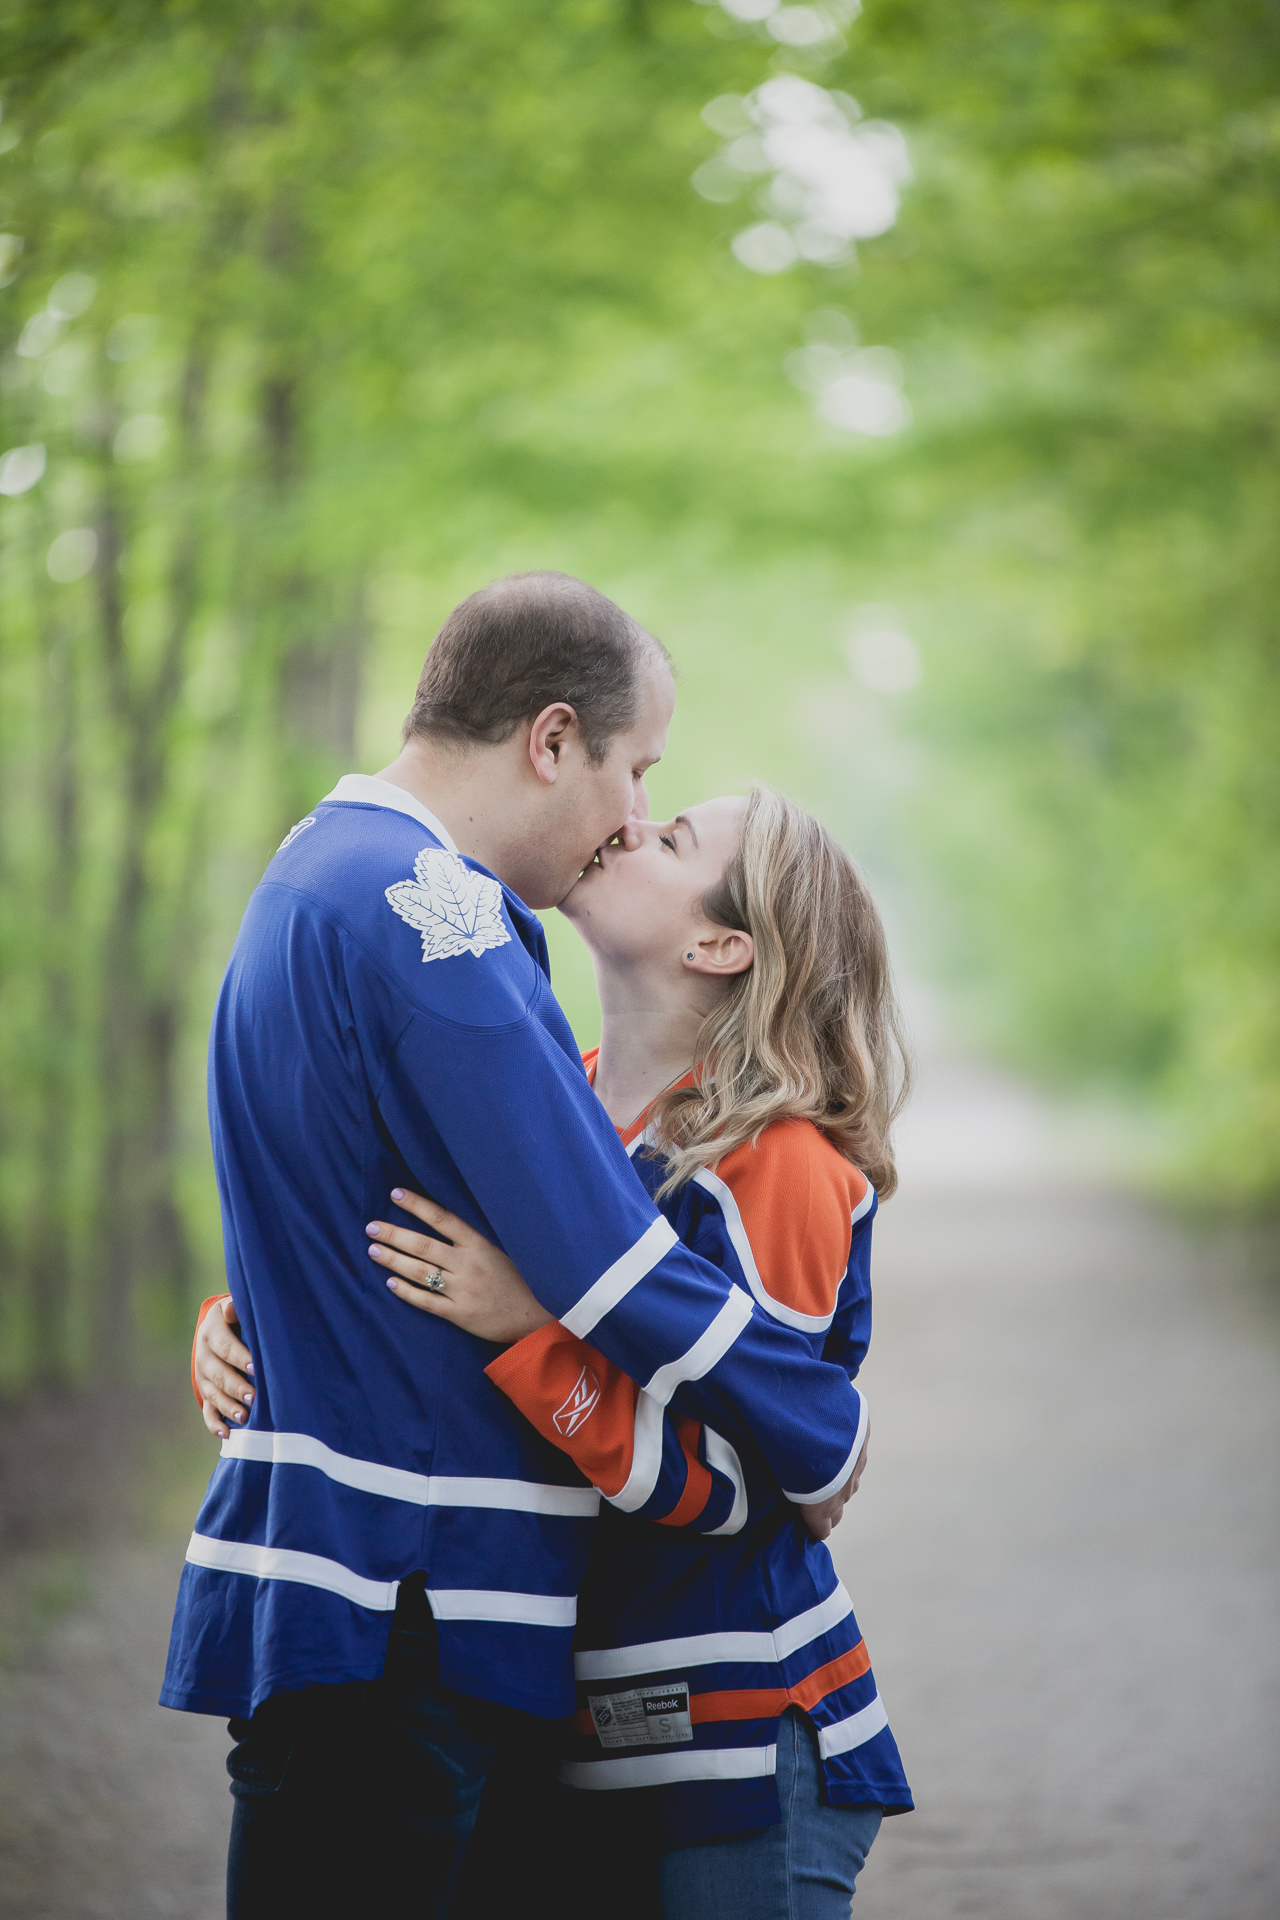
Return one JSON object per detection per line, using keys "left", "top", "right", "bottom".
{"left": 403, "top": 572, "right": 668, "bottom": 765}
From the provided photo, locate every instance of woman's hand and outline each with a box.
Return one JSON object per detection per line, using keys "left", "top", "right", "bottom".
{"left": 368, "top": 1189, "right": 555, "bottom": 1346}
{"left": 797, "top": 1423, "right": 870, "bottom": 1542}
{"left": 195, "top": 1297, "right": 255, "bottom": 1440}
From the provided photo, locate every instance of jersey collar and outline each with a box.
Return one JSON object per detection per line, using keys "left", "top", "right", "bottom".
{"left": 581, "top": 1049, "right": 698, "bottom": 1147}
{"left": 320, "top": 774, "right": 459, "bottom": 855}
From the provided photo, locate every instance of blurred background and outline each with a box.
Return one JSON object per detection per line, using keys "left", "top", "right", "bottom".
{"left": 0, "top": 3, "right": 1276, "bottom": 1916}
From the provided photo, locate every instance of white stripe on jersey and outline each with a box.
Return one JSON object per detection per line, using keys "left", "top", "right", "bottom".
{"left": 702, "top": 1427, "right": 749, "bottom": 1536}
{"left": 560, "top": 1744, "right": 777, "bottom": 1790}
{"left": 692, "top": 1167, "right": 839, "bottom": 1335}
{"left": 561, "top": 1216, "right": 679, "bottom": 1339}
{"left": 573, "top": 1583, "right": 855, "bottom": 1681}
{"left": 186, "top": 1535, "right": 579, "bottom": 1627}
{"left": 643, "top": 1286, "right": 754, "bottom": 1406}
{"left": 817, "top": 1693, "right": 889, "bottom": 1757}
{"left": 186, "top": 1532, "right": 399, "bottom": 1610}
{"left": 219, "top": 1430, "right": 599, "bottom": 1516}
{"left": 606, "top": 1390, "right": 667, "bottom": 1513}
{"left": 425, "top": 1476, "right": 598, "bottom": 1517}
{"left": 427, "top": 1587, "right": 577, "bottom": 1627}
{"left": 781, "top": 1392, "right": 868, "bottom": 1505}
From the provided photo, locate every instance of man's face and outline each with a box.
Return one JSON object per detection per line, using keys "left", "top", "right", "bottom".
{"left": 526, "top": 657, "right": 675, "bottom": 908}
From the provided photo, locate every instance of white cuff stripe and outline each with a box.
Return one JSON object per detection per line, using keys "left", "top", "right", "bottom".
{"left": 573, "top": 1582, "right": 854, "bottom": 1680}
{"left": 703, "top": 1427, "right": 749, "bottom": 1536}
{"left": 691, "top": 1168, "right": 838, "bottom": 1335}
{"left": 560, "top": 1216, "right": 679, "bottom": 1339}
{"left": 560, "top": 1744, "right": 777, "bottom": 1790}
{"left": 643, "top": 1287, "right": 754, "bottom": 1406}
{"left": 606, "top": 1391, "right": 666, "bottom": 1513}
{"left": 817, "top": 1693, "right": 888, "bottom": 1757}
{"left": 782, "top": 1391, "right": 868, "bottom": 1506}
{"left": 603, "top": 1293, "right": 752, "bottom": 1516}
{"left": 219, "top": 1431, "right": 600, "bottom": 1517}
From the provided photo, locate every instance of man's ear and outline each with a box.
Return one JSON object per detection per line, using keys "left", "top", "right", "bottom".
{"left": 527, "top": 703, "right": 579, "bottom": 786}
{"left": 683, "top": 928, "right": 754, "bottom": 979}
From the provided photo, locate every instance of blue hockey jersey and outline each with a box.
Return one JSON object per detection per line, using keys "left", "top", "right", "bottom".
{"left": 489, "top": 1062, "right": 913, "bottom": 1845}
{"left": 161, "top": 778, "right": 872, "bottom": 1722}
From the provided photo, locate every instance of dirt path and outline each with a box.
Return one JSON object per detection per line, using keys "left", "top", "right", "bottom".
{"left": 840, "top": 1057, "right": 1280, "bottom": 1919}
{"left": 1, "top": 1056, "right": 1276, "bottom": 1918}
{"left": 0, "top": 1541, "right": 228, "bottom": 1919}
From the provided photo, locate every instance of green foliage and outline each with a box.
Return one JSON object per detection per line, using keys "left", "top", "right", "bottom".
{"left": 0, "top": 0, "right": 867, "bottom": 1388}
{"left": 0, "top": 0, "right": 1276, "bottom": 1392}
{"left": 843, "top": 0, "right": 1280, "bottom": 1198}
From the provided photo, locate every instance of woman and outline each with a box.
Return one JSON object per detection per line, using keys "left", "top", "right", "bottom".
{"left": 195, "top": 786, "right": 913, "bottom": 1916}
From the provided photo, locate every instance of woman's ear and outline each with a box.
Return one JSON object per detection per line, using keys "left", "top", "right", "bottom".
{"left": 683, "top": 928, "right": 754, "bottom": 979}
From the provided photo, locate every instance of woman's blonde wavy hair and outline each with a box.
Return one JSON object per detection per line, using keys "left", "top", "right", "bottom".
{"left": 648, "top": 786, "right": 910, "bottom": 1199}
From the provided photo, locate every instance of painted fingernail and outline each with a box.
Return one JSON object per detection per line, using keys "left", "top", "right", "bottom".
{"left": 368, "top": 1244, "right": 385, "bottom": 1259}
{"left": 243, "top": 1392, "right": 254, "bottom": 1405}
{"left": 246, "top": 1362, "right": 254, "bottom": 1376}
{"left": 386, "top": 1277, "right": 397, "bottom": 1290}
{"left": 232, "top": 1409, "right": 244, "bottom": 1422}
{"left": 390, "top": 1188, "right": 404, "bottom": 1201}
{"left": 366, "top": 1222, "right": 381, "bottom": 1236}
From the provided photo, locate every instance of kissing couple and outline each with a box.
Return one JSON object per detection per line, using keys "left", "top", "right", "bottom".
{"left": 164, "top": 572, "right": 914, "bottom": 1917}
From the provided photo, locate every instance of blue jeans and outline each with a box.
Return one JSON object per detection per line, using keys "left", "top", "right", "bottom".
{"left": 658, "top": 1710, "right": 882, "bottom": 1920}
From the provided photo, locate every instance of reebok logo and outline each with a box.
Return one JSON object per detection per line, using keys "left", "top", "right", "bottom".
{"left": 553, "top": 1364, "right": 601, "bottom": 1438}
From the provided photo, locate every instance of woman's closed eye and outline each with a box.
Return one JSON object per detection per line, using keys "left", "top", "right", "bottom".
{"left": 659, "top": 833, "right": 676, "bottom": 851}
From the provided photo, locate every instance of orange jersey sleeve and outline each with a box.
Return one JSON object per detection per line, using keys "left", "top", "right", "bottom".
{"left": 485, "top": 1321, "right": 716, "bottom": 1527}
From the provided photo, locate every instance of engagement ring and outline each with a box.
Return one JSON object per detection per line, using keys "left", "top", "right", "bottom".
{"left": 422, "top": 1267, "right": 446, "bottom": 1294}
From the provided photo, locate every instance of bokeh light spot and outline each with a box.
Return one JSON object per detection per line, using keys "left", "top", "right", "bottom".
{"left": 731, "top": 223, "right": 798, "bottom": 274}
{"left": 844, "top": 609, "right": 922, "bottom": 691}
{"left": 47, "top": 528, "right": 98, "bottom": 582}
{"left": 49, "top": 273, "right": 97, "bottom": 318}
{"left": 17, "top": 311, "right": 64, "bottom": 358}
{"left": 767, "top": 7, "right": 837, "bottom": 47}
{"left": 113, "top": 414, "right": 167, "bottom": 462}
{"left": 106, "top": 315, "right": 160, "bottom": 362}
{"left": 0, "top": 443, "right": 47, "bottom": 494}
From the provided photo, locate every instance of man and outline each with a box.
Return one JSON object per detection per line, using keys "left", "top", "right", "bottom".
{"left": 163, "top": 572, "right": 867, "bottom": 1916}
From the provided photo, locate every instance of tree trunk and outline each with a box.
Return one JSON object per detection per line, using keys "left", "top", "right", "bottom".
{"left": 283, "top": 586, "right": 370, "bottom": 766}
{"left": 30, "top": 619, "right": 80, "bottom": 1383}
{"left": 91, "top": 333, "right": 211, "bottom": 1366}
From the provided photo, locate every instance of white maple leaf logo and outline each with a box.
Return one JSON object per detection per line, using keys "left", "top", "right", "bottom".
{"left": 385, "top": 848, "right": 512, "bottom": 964}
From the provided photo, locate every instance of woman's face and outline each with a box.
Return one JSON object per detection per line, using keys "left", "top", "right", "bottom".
{"left": 560, "top": 795, "right": 748, "bottom": 969}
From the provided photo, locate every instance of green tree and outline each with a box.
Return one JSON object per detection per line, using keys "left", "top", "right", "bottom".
{"left": 1, "top": 0, "right": 1276, "bottom": 1398}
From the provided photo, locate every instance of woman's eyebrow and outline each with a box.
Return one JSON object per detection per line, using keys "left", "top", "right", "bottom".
{"left": 674, "top": 813, "right": 699, "bottom": 849}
